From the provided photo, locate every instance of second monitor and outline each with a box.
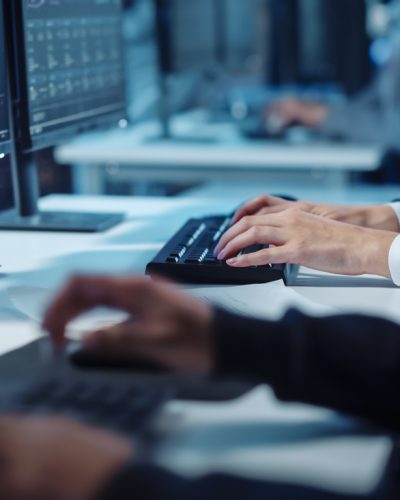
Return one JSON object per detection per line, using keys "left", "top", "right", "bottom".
{"left": 0, "top": 1, "right": 14, "bottom": 216}
{"left": 0, "top": 0, "right": 10, "bottom": 157}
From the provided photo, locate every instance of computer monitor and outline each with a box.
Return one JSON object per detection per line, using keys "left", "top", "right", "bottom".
{"left": 0, "top": 0, "right": 127, "bottom": 232}
{"left": 19, "top": 0, "right": 126, "bottom": 152}
{"left": 152, "top": 0, "right": 225, "bottom": 142}
{"left": 0, "top": 0, "right": 15, "bottom": 216}
{"left": 0, "top": 0, "right": 11, "bottom": 157}
{"left": 166, "top": 0, "right": 227, "bottom": 73}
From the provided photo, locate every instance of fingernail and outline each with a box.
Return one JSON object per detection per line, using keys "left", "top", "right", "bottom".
{"left": 214, "top": 245, "right": 221, "bottom": 256}
{"left": 217, "top": 250, "right": 226, "bottom": 260}
{"left": 227, "top": 258, "right": 238, "bottom": 266}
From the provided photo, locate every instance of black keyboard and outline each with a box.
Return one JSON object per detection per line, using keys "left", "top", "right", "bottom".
{"left": 146, "top": 215, "right": 297, "bottom": 285}
{"left": 0, "top": 374, "right": 169, "bottom": 437}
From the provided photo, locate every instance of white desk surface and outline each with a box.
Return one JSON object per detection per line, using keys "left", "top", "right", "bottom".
{"left": 55, "top": 115, "right": 382, "bottom": 172}
{"left": 0, "top": 193, "right": 396, "bottom": 495}
{"left": 1, "top": 192, "right": 399, "bottom": 326}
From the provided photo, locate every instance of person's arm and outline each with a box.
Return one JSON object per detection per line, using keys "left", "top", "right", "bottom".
{"left": 0, "top": 415, "right": 392, "bottom": 500}
{"left": 215, "top": 208, "right": 397, "bottom": 279}
{"left": 270, "top": 68, "right": 400, "bottom": 148}
{"left": 214, "top": 308, "right": 400, "bottom": 432}
{"left": 319, "top": 103, "right": 400, "bottom": 147}
{"left": 320, "top": 49, "right": 400, "bottom": 148}
{"left": 229, "top": 195, "right": 400, "bottom": 232}
{"left": 220, "top": 204, "right": 400, "bottom": 285}
{"left": 43, "top": 276, "right": 400, "bottom": 432}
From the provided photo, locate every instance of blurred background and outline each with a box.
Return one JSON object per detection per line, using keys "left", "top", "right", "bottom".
{"left": 38, "top": 0, "right": 400, "bottom": 199}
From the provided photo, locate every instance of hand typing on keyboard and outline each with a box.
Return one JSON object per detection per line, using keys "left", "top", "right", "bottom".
{"left": 229, "top": 193, "right": 400, "bottom": 231}
{"left": 215, "top": 207, "right": 395, "bottom": 279}
{"left": 146, "top": 215, "right": 286, "bottom": 285}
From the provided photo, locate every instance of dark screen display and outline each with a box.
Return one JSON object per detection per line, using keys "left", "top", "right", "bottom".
{"left": 22, "top": 0, "right": 125, "bottom": 141}
{"left": 0, "top": 1, "right": 10, "bottom": 149}
{"left": 0, "top": 155, "right": 14, "bottom": 212}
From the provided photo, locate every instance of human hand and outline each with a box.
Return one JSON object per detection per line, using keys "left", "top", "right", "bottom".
{"left": 230, "top": 195, "right": 400, "bottom": 232}
{"left": 265, "top": 98, "right": 328, "bottom": 130}
{"left": 0, "top": 416, "right": 132, "bottom": 500}
{"left": 216, "top": 208, "right": 397, "bottom": 278}
{"left": 230, "top": 195, "right": 296, "bottom": 226}
{"left": 43, "top": 276, "right": 214, "bottom": 373}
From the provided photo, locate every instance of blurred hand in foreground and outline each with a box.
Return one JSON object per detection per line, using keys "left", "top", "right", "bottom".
{"left": 0, "top": 416, "right": 132, "bottom": 500}
{"left": 43, "top": 276, "right": 214, "bottom": 373}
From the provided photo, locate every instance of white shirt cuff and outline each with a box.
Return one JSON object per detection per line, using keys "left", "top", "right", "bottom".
{"left": 388, "top": 234, "right": 400, "bottom": 286}
{"left": 388, "top": 202, "right": 400, "bottom": 225}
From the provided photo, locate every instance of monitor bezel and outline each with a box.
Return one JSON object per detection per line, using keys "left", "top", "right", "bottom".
{"left": 11, "top": 0, "right": 127, "bottom": 153}
{"left": 0, "top": 0, "right": 12, "bottom": 156}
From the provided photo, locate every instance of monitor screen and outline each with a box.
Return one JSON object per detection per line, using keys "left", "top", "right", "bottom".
{"left": 0, "top": 154, "right": 15, "bottom": 213}
{"left": 0, "top": 0, "right": 11, "bottom": 154}
{"left": 18, "top": 0, "right": 126, "bottom": 150}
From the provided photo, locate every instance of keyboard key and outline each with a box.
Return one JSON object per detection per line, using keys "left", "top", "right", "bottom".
{"left": 1, "top": 376, "right": 169, "bottom": 437}
{"left": 196, "top": 249, "right": 208, "bottom": 263}
{"left": 203, "top": 259, "right": 221, "bottom": 265}
{"left": 167, "top": 256, "right": 179, "bottom": 263}
{"left": 213, "top": 231, "right": 222, "bottom": 242}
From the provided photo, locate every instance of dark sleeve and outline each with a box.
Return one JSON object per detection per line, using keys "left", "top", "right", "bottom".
{"left": 320, "top": 103, "right": 400, "bottom": 148}
{"left": 213, "top": 308, "right": 400, "bottom": 432}
{"left": 100, "top": 464, "right": 371, "bottom": 500}
{"left": 100, "top": 309, "right": 400, "bottom": 500}
{"left": 319, "top": 62, "right": 400, "bottom": 148}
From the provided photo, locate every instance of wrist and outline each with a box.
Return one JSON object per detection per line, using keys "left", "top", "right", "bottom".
{"left": 363, "top": 205, "right": 400, "bottom": 231}
{"left": 362, "top": 229, "right": 397, "bottom": 279}
{"left": 213, "top": 308, "right": 286, "bottom": 382}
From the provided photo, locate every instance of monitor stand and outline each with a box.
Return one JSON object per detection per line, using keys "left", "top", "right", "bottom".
{"left": 144, "top": 76, "right": 218, "bottom": 146}
{"left": 0, "top": 151, "right": 124, "bottom": 233}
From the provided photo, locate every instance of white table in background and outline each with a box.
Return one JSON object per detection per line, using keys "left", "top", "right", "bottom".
{"left": 55, "top": 113, "right": 383, "bottom": 194}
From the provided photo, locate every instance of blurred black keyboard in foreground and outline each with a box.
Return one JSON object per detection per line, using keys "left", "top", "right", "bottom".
{"left": 146, "top": 215, "right": 297, "bottom": 285}
{"left": 0, "top": 374, "right": 169, "bottom": 437}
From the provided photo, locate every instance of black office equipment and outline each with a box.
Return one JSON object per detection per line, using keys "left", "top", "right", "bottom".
{"left": 68, "top": 341, "right": 167, "bottom": 373}
{"left": 0, "top": 0, "right": 10, "bottom": 157}
{"left": 0, "top": 338, "right": 256, "bottom": 403}
{"left": 0, "top": 372, "right": 169, "bottom": 437}
{"left": 0, "top": 0, "right": 126, "bottom": 232}
{"left": 146, "top": 214, "right": 297, "bottom": 285}
{"left": 153, "top": 0, "right": 173, "bottom": 139}
{"left": 152, "top": 0, "right": 218, "bottom": 144}
{"left": 268, "top": 0, "right": 371, "bottom": 92}
{"left": 0, "top": 0, "right": 16, "bottom": 215}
